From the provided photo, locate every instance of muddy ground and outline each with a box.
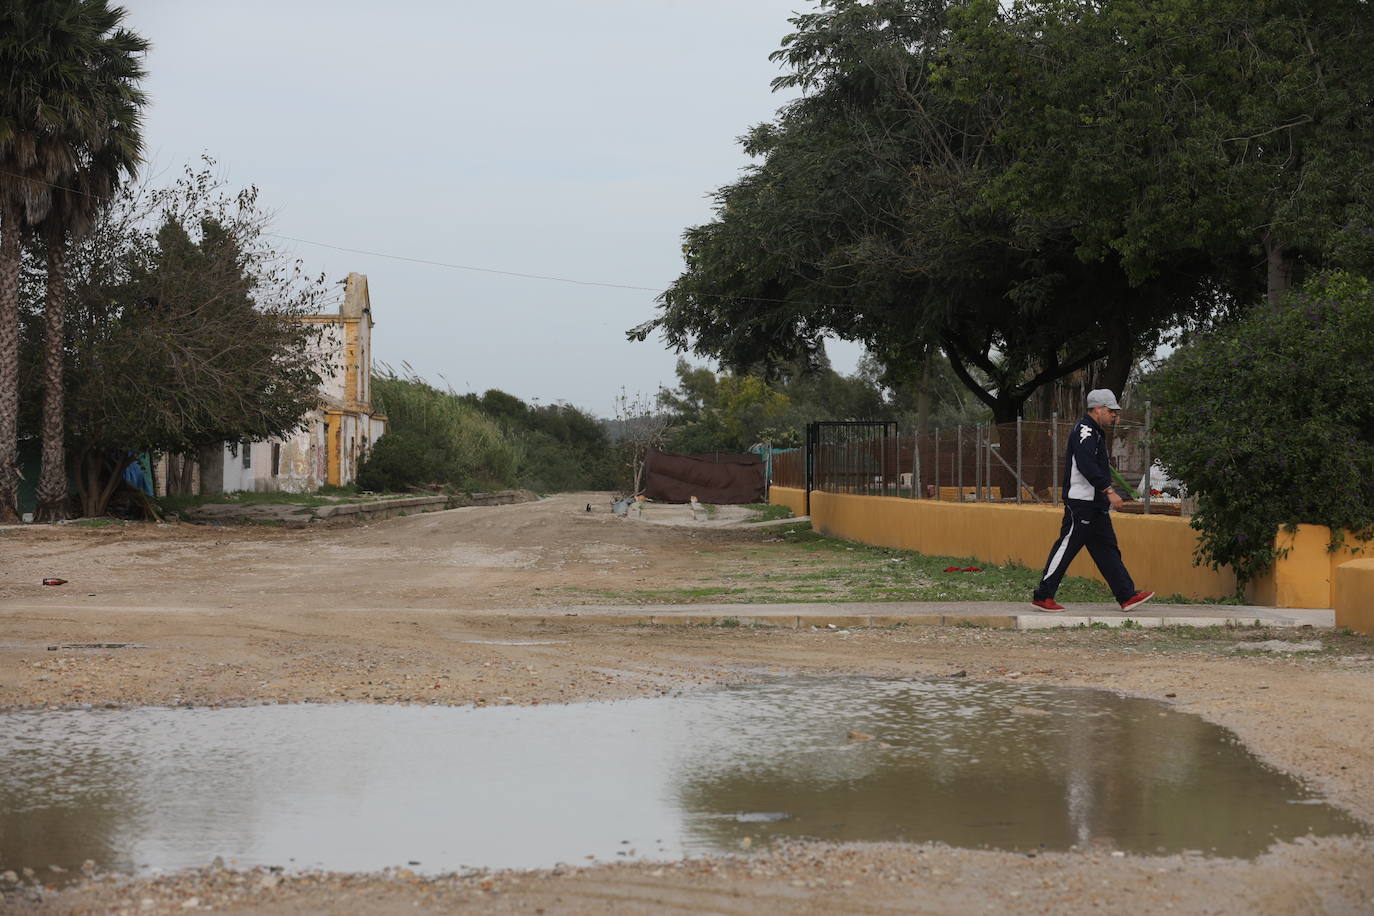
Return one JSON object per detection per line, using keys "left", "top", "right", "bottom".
{"left": 2, "top": 493, "right": 1372, "bottom": 914}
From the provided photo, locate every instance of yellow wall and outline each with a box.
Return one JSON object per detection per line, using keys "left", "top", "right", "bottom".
{"left": 325, "top": 409, "right": 343, "bottom": 487}
{"left": 769, "top": 486, "right": 1374, "bottom": 607}
{"left": 770, "top": 486, "right": 808, "bottom": 519}
{"left": 1334, "top": 558, "right": 1374, "bottom": 635}
{"left": 1247, "top": 525, "right": 1374, "bottom": 609}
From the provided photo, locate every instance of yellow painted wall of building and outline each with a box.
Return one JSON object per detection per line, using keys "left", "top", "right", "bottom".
{"left": 325, "top": 409, "right": 343, "bottom": 487}
{"left": 1334, "top": 558, "right": 1374, "bottom": 635}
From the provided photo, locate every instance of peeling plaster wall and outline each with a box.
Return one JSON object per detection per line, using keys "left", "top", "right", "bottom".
{"left": 202, "top": 272, "right": 387, "bottom": 495}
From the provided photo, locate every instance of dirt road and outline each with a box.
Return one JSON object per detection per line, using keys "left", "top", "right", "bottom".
{"left": 2, "top": 493, "right": 1372, "bottom": 914}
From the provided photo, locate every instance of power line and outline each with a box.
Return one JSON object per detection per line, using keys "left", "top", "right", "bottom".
{"left": 0, "top": 165, "right": 858, "bottom": 310}
{"left": 265, "top": 233, "right": 662, "bottom": 293}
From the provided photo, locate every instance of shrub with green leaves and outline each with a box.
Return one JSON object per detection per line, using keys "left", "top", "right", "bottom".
{"left": 461, "top": 389, "right": 618, "bottom": 491}
{"left": 1149, "top": 271, "right": 1374, "bottom": 587}
{"left": 358, "top": 373, "right": 521, "bottom": 492}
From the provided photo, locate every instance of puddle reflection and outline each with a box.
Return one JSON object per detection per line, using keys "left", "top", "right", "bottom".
{"left": 0, "top": 678, "right": 1364, "bottom": 880}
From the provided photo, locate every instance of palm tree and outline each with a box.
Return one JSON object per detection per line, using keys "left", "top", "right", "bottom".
{"left": 0, "top": 48, "right": 58, "bottom": 522}
{"left": 0, "top": 195, "right": 23, "bottom": 522}
{"left": 0, "top": 1, "right": 147, "bottom": 521}
{"left": 33, "top": 19, "right": 147, "bottom": 521}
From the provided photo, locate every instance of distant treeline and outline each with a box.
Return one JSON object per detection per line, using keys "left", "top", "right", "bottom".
{"left": 356, "top": 372, "right": 617, "bottom": 494}
{"left": 357, "top": 354, "right": 990, "bottom": 495}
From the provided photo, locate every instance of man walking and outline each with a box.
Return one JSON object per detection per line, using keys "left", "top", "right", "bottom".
{"left": 1031, "top": 389, "right": 1154, "bottom": 612}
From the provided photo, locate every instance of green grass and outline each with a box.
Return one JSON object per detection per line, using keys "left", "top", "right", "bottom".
{"left": 744, "top": 503, "right": 795, "bottom": 523}
{"left": 565, "top": 521, "right": 1128, "bottom": 606}
{"left": 1154, "top": 593, "right": 1246, "bottom": 606}
{"left": 65, "top": 518, "right": 124, "bottom": 528}
{"left": 561, "top": 521, "right": 1250, "bottom": 608}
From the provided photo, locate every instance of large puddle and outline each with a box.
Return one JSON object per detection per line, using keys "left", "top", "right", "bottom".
{"left": 1, "top": 678, "right": 1365, "bottom": 879}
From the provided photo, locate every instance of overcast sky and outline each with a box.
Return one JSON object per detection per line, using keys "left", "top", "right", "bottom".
{"left": 120, "top": 0, "right": 864, "bottom": 417}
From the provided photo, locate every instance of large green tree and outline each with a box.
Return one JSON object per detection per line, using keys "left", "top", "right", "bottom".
{"left": 960, "top": 0, "right": 1374, "bottom": 306}
{"left": 20, "top": 163, "right": 329, "bottom": 516}
{"left": 639, "top": 0, "right": 1228, "bottom": 423}
{"left": 0, "top": 0, "right": 148, "bottom": 521}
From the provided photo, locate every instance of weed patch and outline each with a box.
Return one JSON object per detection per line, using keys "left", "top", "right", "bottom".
{"left": 744, "top": 503, "right": 794, "bottom": 523}
{"left": 65, "top": 518, "right": 124, "bottom": 528}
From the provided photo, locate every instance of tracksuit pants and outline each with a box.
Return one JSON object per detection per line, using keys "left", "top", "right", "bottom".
{"left": 1033, "top": 502, "right": 1136, "bottom": 604}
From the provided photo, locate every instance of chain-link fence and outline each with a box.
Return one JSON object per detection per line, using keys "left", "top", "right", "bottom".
{"left": 768, "top": 406, "right": 1189, "bottom": 516}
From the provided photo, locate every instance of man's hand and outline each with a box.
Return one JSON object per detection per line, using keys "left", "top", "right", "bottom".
{"left": 1106, "top": 489, "right": 1124, "bottom": 510}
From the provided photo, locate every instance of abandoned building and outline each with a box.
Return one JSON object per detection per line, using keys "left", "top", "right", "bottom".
{"left": 159, "top": 272, "right": 388, "bottom": 495}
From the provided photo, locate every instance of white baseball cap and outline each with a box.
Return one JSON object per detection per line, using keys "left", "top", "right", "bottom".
{"left": 1086, "top": 389, "right": 1121, "bottom": 410}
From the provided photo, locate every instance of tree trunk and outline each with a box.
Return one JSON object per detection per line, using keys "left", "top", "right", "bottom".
{"left": 34, "top": 236, "right": 69, "bottom": 522}
{"left": 77, "top": 448, "right": 132, "bottom": 518}
{"left": 1098, "top": 328, "right": 1135, "bottom": 405}
{"left": 990, "top": 392, "right": 1026, "bottom": 425}
{"left": 1265, "top": 230, "right": 1296, "bottom": 307}
{"left": 176, "top": 453, "right": 196, "bottom": 495}
{"left": 164, "top": 453, "right": 183, "bottom": 495}
{"left": 0, "top": 204, "right": 21, "bottom": 523}
{"left": 915, "top": 356, "right": 931, "bottom": 435}
{"left": 940, "top": 339, "right": 1028, "bottom": 425}
{"left": 162, "top": 450, "right": 197, "bottom": 494}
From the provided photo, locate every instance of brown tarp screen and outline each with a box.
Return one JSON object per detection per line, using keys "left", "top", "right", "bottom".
{"left": 642, "top": 449, "right": 765, "bottom": 504}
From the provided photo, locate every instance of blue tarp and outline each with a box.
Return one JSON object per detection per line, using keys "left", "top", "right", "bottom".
{"left": 122, "top": 453, "right": 154, "bottom": 496}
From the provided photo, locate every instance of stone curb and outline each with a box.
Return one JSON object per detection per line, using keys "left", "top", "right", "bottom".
{"left": 309, "top": 490, "right": 538, "bottom": 522}
{"left": 311, "top": 495, "right": 450, "bottom": 520}
{"left": 181, "top": 489, "right": 539, "bottom": 524}
{"left": 526, "top": 610, "right": 1332, "bottom": 631}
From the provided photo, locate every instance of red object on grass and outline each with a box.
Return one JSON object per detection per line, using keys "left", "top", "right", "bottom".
{"left": 943, "top": 566, "right": 961, "bottom": 572}
{"left": 961, "top": 566, "right": 982, "bottom": 572}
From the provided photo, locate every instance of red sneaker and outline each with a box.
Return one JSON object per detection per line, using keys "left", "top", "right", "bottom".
{"left": 1120, "top": 590, "right": 1155, "bottom": 612}
{"left": 1031, "top": 598, "right": 1065, "bottom": 611}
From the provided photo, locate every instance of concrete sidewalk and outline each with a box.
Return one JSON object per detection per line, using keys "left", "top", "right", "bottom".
{"left": 513, "top": 600, "right": 1332, "bottom": 631}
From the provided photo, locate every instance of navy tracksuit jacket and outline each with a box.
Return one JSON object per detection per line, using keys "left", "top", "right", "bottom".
{"left": 1033, "top": 414, "right": 1137, "bottom": 603}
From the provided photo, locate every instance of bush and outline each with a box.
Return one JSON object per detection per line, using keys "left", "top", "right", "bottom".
{"left": 358, "top": 374, "right": 522, "bottom": 491}
{"left": 460, "top": 388, "right": 619, "bottom": 492}
{"left": 355, "top": 430, "right": 449, "bottom": 492}
{"left": 1149, "top": 271, "right": 1374, "bottom": 587}
{"left": 514, "top": 430, "right": 618, "bottom": 492}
